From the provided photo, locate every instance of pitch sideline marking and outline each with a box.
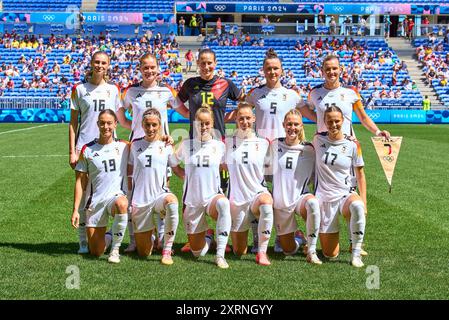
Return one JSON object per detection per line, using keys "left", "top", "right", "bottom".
{"left": 0, "top": 124, "right": 55, "bottom": 135}
{"left": 1, "top": 154, "right": 65, "bottom": 158}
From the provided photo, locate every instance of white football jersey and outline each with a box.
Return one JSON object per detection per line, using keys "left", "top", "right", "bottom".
{"left": 71, "top": 82, "right": 122, "bottom": 150}
{"left": 122, "top": 83, "right": 178, "bottom": 140}
{"left": 308, "top": 85, "right": 363, "bottom": 136}
{"left": 76, "top": 139, "right": 129, "bottom": 209}
{"left": 172, "top": 139, "right": 225, "bottom": 207}
{"left": 246, "top": 85, "right": 303, "bottom": 141}
{"left": 129, "top": 138, "right": 174, "bottom": 207}
{"left": 225, "top": 135, "right": 270, "bottom": 205}
{"left": 313, "top": 133, "right": 364, "bottom": 202}
{"left": 271, "top": 138, "right": 315, "bottom": 211}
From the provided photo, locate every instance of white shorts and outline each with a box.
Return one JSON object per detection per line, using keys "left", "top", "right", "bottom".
{"left": 183, "top": 195, "right": 219, "bottom": 235}
{"left": 230, "top": 192, "right": 269, "bottom": 233}
{"left": 319, "top": 194, "right": 353, "bottom": 234}
{"left": 274, "top": 194, "right": 310, "bottom": 236}
{"left": 85, "top": 193, "right": 124, "bottom": 228}
{"left": 132, "top": 193, "right": 171, "bottom": 233}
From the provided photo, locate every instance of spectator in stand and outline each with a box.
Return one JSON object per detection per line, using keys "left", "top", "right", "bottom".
{"left": 422, "top": 16, "right": 430, "bottom": 36}
{"left": 179, "top": 16, "right": 186, "bottom": 36}
{"left": 380, "top": 88, "right": 388, "bottom": 98}
{"left": 185, "top": 49, "right": 194, "bottom": 73}
{"left": 189, "top": 14, "right": 198, "bottom": 36}
{"left": 407, "top": 18, "right": 415, "bottom": 40}
{"left": 216, "top": 17, "right": 222, "bottom": 37}
{"left": 394, "top": 88, "right": 402, "bottom": 98}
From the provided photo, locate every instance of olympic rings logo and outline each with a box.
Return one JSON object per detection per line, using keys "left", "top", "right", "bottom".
{"left": 43, "top": 15, "right": 56, "bottom": 22}
{"left": 368, "top": 113, "right": 381, "bottom": 120}
{"left": 382, "top": 156, "right": 394, "bottom": 162}
{"left": 333, "top": 6, "right": 344, "bottom": 13}
{"left": 214, "top": 5, "right": 226, "bottom": 12}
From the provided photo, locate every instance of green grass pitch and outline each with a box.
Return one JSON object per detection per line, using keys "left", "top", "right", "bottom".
{"left": 0, "top": 122, "right": 448, "bottom": 299}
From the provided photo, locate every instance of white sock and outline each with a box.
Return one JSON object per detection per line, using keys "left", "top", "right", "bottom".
{"left": 127, "top": 210, "right": 135, "bottom": 245}
{"left": 215, "top": 198, "right": 231, "bottom": 258}
{"left": 249, "top": 211, "right": 259, "bottom": 248}
{"left": 156, "top": 213, "right": 165, "bottom": 243}
{"left": 111, "top": 214, "right": 128, "bottom": 251}
{"left": 78, "top": 208, "right": 87, "bottom": 247}
{"left": 257, "top": 204, "right": 273, "bottom": 254}
{"left": 163, "top": 203, "right": 178, "bottom": 252}
{"left": 349, "top": 201, "right": 366, "bottom": 256}
{"left": 305, "top": 198, "right": 320, "bottom": 254}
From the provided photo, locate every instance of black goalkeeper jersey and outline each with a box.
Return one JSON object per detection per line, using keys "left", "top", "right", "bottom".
{"left": 178, "top": 75, "right": 241, "bottom": 138}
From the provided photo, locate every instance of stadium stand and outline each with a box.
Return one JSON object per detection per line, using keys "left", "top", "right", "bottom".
{"left": 414, "top": 36, "right": 449, "bottom": 106}
{"left": 205, "top": 36, "right": 422, "bottom": 108}
{"left": 0, "top": 32, "right": 183, "bottom": 102}
{"left": 2, "top": 0, "right": 82, "bottom": 11}
{"left": 96, "top": 0, "right": 174, "bottom": 12}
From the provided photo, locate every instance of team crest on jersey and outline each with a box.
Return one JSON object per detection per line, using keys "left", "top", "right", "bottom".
{"left": 255, "top": 143, "right": 259, "bottom": 151}
{"left": 340, "top": 94, "right": 345, "bottom": 101}
{"left": 115, "top": 147, "right": 120, "bottom": 155}
{"left": 342, "top": 146, "right": 347, "bottom": 153}
{"left": 107, "top": 90, "right": 111, "bottom": 98}
{"left": 159, "top": 146, "right": 163, "bottom": 154}
{"left": 282, "top": 94, "right": 287, "bottom": 101}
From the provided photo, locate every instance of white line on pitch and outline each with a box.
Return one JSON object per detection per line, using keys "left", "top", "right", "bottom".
{"left": 1, "top": 155, "right": 65, "bottom": 158}
{"left": 0, "top": 124, "right": 55, "bottom": 135}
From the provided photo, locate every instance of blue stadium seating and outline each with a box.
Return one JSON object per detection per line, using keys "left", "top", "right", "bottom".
{"left": 206, "top": 37, "right": 422, "bottom": 108}
{"left": 0, "top": 40, "right": 182, "bottom": 98}
{"left": 3, "top": 0, "right": 82, "bottom": 12}
{"left": 96, "top": 0, "right": 174, "bottom": 13}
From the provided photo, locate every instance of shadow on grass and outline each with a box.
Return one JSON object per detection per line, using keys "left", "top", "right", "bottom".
{"left": 0, "top": 242, "right": 80, "bottom": 256}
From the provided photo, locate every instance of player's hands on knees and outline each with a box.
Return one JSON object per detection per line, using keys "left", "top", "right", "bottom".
{"left": 71, "top": 211, "right": 80, "bottom": 229}
{"left": 69, "top": 153, "right": 78, "bottom": 169}
{"left": 161, "top": 135, "right": 174, "bottom": 146}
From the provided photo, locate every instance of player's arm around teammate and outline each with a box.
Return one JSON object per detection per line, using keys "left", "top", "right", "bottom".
{"left": 270, "top": 109, "right": 322, "bottom": 265}
{"left": 71, "top": 110, "right": 129, "bottom": 263}
{"left": 171, "top": 104, "right": 232, "bottom": 269}
{"left": 223, "top": 103, "right": 273, "bottom": 266}
{"left": 313, "top": 106, "right": 367, "bottom": 268}
{"left": 127, "top": 108, "right": 179, "bottom": 265}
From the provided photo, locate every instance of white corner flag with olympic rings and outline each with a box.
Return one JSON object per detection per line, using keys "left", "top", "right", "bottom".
{"left": 371, "top": 136, "right": 403, "bottom": 193}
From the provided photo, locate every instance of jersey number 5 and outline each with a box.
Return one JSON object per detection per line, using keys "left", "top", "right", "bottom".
{"left": 270, "top": 102, "right": 277, "bottom": 114}
{"left": 201, "top": 92, "right": 214, "bottom": 106}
